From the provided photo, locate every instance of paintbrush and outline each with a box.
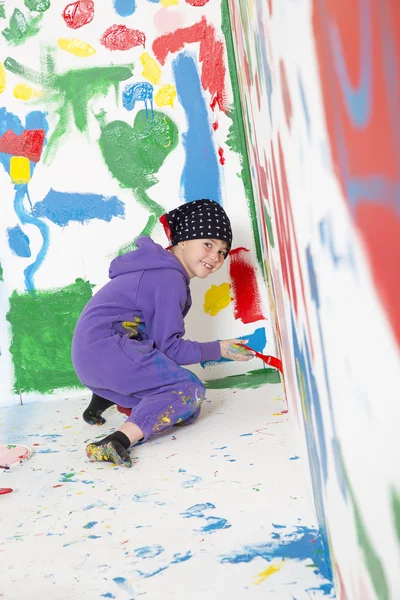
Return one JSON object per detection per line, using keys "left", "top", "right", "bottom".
{"left": 242, "top": 345, "right": 283, "bottom": 373}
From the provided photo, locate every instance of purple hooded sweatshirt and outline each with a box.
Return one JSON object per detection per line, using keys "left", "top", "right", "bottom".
{"left": 72, "top": 236, "right": 221, "bottom": 390}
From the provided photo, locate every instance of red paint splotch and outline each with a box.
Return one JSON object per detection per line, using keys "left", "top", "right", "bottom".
{"left": 228, "top": 247, "right": 265, "bottom": 324}
{"left": 101, "top": 25, "right": 145, "bottom": 51}
{"left": 62, "top": 0, "right": 94, "bottom": 30}
{"left": 153, "top": 17, "right": 227, "bottom": 112}
{"left": 218, "top": 147, "right": 225, "bottom": 165}
{"left": 185, "top": 0, "right": 209, "bottom": 5}
{"left": 0, "top": 129, "right": 45, "bottom": 162}
{"left": 279, "top": 60, "right": 292, "bottom": 130}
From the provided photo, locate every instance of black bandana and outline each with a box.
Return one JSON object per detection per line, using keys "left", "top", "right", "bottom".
{"left": 160, "top": 199, "right": 232, "bottom": 257}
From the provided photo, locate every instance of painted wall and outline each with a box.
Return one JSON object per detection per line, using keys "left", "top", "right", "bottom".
{"left": 0, "top": 0, "right": 275, "bottom": 407}
{"left": 228, "top": 0, "right": 400, "bottom": 598}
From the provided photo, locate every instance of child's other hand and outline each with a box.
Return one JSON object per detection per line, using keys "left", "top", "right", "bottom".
{"left": 220, "top": 339, "right": 255, "bottom": 362}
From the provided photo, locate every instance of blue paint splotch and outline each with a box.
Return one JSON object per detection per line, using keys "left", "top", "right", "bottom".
{"left": 173, "top": 52, "right": 221, "bottom": 204}
{"left": 123, "top": 82, "right": 154, "bottom": 118}
{"left": 171, "top": 551, "right": 192, "bottom": 564}
{"left": 289, "top": 456, "right": 300, "bottom": 461}
{"left": 200, "top": 516, "right": 231, "bottom": 533}
{"left": 134, "top": 545, "right": 164, "bottom": 559}
{"left": 113, "top": 0, "right": 136, "bottom": 16}
{"left": 113, "top": 577, "right": 135, "bottom": 595}
{"left": 201, "top": 327, "right": 267, "bottom": 368}
{"left": 221, "top": 525, "right": 333, "bottom": 593}
{"left": 181, "top": 503, "right": 231, "bottom": 535}
{"left": 32, "top": 190, "right": 125, "bottom": 227}
{"left": 83, "top": 521, "right": 97, "bottom": 529}
{"left": 7, "top": 225, "right": 31, "bottom": 257}
{"left": 181, "top": 474, "right": 202, "bottom": 489}
{"left": 180, "top": 503, "right": 216, "bottom": 519}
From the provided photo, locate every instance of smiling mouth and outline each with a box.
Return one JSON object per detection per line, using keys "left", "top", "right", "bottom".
{"left": 200, "top": 261, "right": 213, "bottom": 270}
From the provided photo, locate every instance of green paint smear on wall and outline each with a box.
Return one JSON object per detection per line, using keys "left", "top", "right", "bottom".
{"left": 2, "top": 8, "right": 43, "bottom": 45}
{"left": 6, "top": 278, "right": 93, "bottom": 394}
{"left": 99, "top": 109, "right": 179, "bottom": 253}
{"left": 221, "top": 0, "right": 264, "bottom": 279}
{"left": 0, "top": 4, "right": 6, "bottom": 19}
{"left": 0, "top": 263, "right": 3, "bottom": 281}
{"left": 4, "top": 50, "right": 134, "bottom": 162}
{"left": 392, "top": 488, "right": 400, "bottom": 545}
{"left": 342, "top": 456, "right": 389, "bottom": 600}
{"left": 205, "top": 368, "right": 280, "bottom": 390}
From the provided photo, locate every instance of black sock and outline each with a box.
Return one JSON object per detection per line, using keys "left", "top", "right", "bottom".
{"left": 83, "top": 393, "right": 115, "bottom": 425}
{"left": 86, "top": 431, "right": 132, "bottom": 467}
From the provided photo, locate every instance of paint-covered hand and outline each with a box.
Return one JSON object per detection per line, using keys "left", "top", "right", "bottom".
{"left": 220, "top": 339, "right": 255, "bottom": 362}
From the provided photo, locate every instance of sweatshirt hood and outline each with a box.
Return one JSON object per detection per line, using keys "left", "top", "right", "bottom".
{"left": 109, "top": 236, "right": 189, "bottom": 282}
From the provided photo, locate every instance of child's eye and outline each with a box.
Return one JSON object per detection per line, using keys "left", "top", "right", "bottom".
{"left": 219, "top": 250, "right": 227, "bottom": 257}
{"left": 204, "top": 242, "right": 212, "bottom": 248}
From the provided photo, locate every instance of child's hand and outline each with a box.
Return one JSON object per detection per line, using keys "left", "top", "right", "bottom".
{"left": 220, "top": 339, "right": 255, "bottom": 362}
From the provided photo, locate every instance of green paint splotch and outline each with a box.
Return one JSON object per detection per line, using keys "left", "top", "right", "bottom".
{"left": 392, "top": 488, "right": 400, "bottom": 545}
{"left": 99, "top": 109, "right": 179, "bottom": 252}
{"left": 0, "top": 4, "right": 6, "bottom": 19}
{"left": 24, "top": 0, "right": 51, "bottom": 12}
{"left": 2, "top": 8, "right": 43, "bottom": 45}
{"left": 4, "top": 49, "right": 134, "bottom": 162}
{"left": 221, "top": 0, "right": 264, "bottom": 279}
{"left": 6, "top": 278, "right": 93, "bottom": 394}
{"left": 0, "top": 263, "right": 3, "bottom": 281}
{"left": 205, "top": 368, "right": 280, "bottom": 390}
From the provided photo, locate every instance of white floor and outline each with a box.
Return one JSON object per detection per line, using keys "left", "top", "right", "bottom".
{"left": 0, "top": 382, "right": 334, "bottom": 599}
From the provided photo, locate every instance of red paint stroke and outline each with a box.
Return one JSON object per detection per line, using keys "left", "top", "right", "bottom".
{"left": 313, "top": 0, "right": 400, "bottom": 347}
{"left": 228, "top": 247, "right": 265, "bottom": 324}
{"left": 0, "top": 129, "right": 45, "bottom": 163}
{"left": 153, "top": 17, "right": 227, "bottom": 112}
{"left": 218, "top": 147, "right": 225, "bottom": 165}
{"left": 121, "top": 539, "right": 129, "bottom": 544}
{"left": 33, "top": 443, "right": 40, "bottom": 446}
{"left": 279, "top": 60, "right": 292, "bottom": 130}
{"left": 212, "top": 121, "right": 218, "bottom": 131}
{"left": 101, "top": 25, "right": 146, "bottom": 51}
{"left": 0, "top": 488, "right": 13, "bottom": 495}
{"left": 63, "top": 0, "right": 94, "bottom": 30}
{"left": 53, "top": 484, "right": 63, "bottom": 488}
{"left": 267, "top": 0, "right": 273, "bottom": 15}
{"left": 185, "top": 0, "right": 209, "bottom": 5}
{"left": 213, "top": 470, "right": 218, "bottom": 477}
{"left": 243, "top": 345, "right": 283, "bottom": 373}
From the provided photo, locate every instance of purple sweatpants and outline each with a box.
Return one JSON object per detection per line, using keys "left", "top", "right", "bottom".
{"left": 73, "top": 336, "right": 206, "bottom": 442}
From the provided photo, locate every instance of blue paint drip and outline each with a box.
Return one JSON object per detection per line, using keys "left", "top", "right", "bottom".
{"left": 113, "top": 0, "right": 136, "bottom": 16}
{"left": 200, "top": 516, "right": 231, "bottom": 533}
{"left": 272, "top": 524, "right": 286, "bottom": 529}
{"left": 240, "top": 433, "right": 253, "bottom": 437}
{"left": 32, "top": 189, "right": 125, "bottom": 226}
{"left": 7, "top": 225, "right": 31, "bottom": 257}
{"left": 221, "top": 525, "right": 333, "bottom": 587}
{"left": 289, "top": 456, "right": 300, "bottom": 461}
{"left": 83, "top": 521, "right": 97, "bottom": 529}
{"left": 173, "top": 52, "right": 221, "bottom": 204}
{"left": 201, "top": 327, "right": 267, "bottom": 367}
{"left": 123, "top": 82, "right": 154, "bottom": 118}
{"left": 134, "top": 545, "right": 164, "bottom": 559}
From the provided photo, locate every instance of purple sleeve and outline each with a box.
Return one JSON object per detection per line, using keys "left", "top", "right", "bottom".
{"left": 138, "top": 269, "right": 221, "bottom": 366}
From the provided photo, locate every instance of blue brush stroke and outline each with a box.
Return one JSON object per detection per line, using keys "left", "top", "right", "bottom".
{"left": 200, "top": 516, "right": 231, "bottom": 533}
{"left": 272, "top": 524, "right": 286, "bottom": 529}
{"left": 134, "top": 545, "right": 164, "bottom": 559}
{"left": 101, "top": 594, "right": 116, "bottom": 599}
{"left": 171, "top": 551, "right": 192, "bottom": 564}
{"left": 201, "top": 327, "right": 267, "bottom": 368}
{"left": 173, "top": 52, "right": 221, "bottom": 204}
{"left": 221, "top": 525, "right": 333, "bottom": 588}
{"left": 298, "top": 71, "right": 311, "bottom": 137}
{"left": 32, "top": 190, "right": 125, "bottom": 227}
{"left": 7, "top": 225, "right": 31, "bottom": 257}
{"left": 83, "top": 521, "right": 97, "bottom": 529}
{"left": 135, "top": 566, "right": 169, "bottom": 578}
{"left": 180, "top": 503, "right": 215, "bottom": 519}
{"left": 123, "top": 82, "right": 154, "bottom": 118}
{"left": 113, "top": 0, "right": 136, "bottom": 16}
{"left": 289, "top": 456, "right": 300, "bottom": 461}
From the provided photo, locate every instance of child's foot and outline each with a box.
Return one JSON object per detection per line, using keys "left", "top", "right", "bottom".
{"left": 85, "top": 431, "right": 132, "bottom": 468}
{"left": 83, "top": 393, "right": 115, "bottom": 425}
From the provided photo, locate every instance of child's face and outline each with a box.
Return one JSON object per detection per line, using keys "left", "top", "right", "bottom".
{"left": 177, "top": 238, "right": 229, "bottom": 279}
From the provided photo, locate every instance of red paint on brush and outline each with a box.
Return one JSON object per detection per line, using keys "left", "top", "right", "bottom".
{"left": 243, "top": 345, "right": 283, "bottom": 373}
{"left": 218, "top": 147, "right": 225, "bottom": 165}
{"left": 0, "top": 488, "right": 13, "bottom": 495}
{"left": 228, "top": 248, "right": 265, "bottom": 324}
{"left": 0, "top": 129, "right": 45, "bottom": 162}
{"left": 101, "top": 25, "right": 146, "bottom": 51}
{"left": 62, "top": 0, "right": 94, "bottom": 30}
{"left": 153, "top": 17, "right": 227, "bottom": 112}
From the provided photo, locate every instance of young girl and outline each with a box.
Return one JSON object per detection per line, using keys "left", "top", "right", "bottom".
{"left": 72, "top": 199, "right": 254, "bottom": 468}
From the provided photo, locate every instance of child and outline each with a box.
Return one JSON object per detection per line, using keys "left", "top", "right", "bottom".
{"left": 72, "top": 199, "right": 254, "bottom": 467}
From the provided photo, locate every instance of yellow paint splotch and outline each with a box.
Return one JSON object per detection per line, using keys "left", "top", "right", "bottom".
{"left": 13, "top": 83, "right": 43, "bottom": 100}
{"left": 253, "top": 562, "right": 284, "bottom": 585}
{"left": 155, "top": 84, "right": 177, "bottom": 108}
{"left": 140, "top": 52, "right": 162, "bottom": 85}
{"left": 10, "top": 156, "right": 30, "bottom": 184}
{"left": 0, "top": 63, "right": 6, "bottom": 94}
{"left": 57, "top": 38, "right": 96, "bottom": 57}
{"left": 161, "top": 0, "right": 179, "bottom": 5}
{"left": 204, "top": 283, "right": 232, "bottom": 316}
